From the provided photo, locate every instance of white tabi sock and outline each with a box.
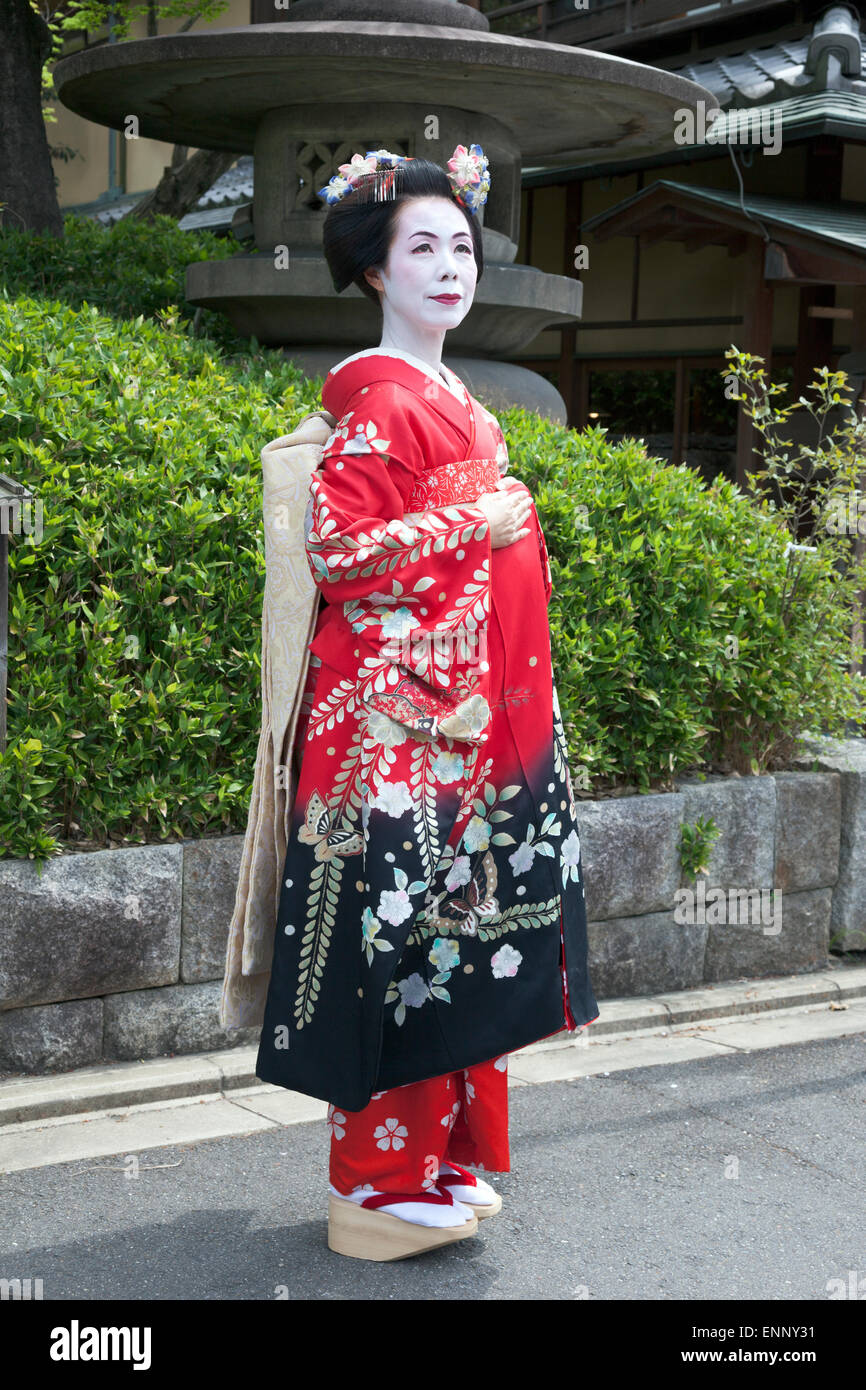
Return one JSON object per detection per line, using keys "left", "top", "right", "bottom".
{"left": 436, "top": 1161, "right": 499, "bottom": 1207}
{"left": 329, "top": 1182, "right": 474, "bottom": 1228}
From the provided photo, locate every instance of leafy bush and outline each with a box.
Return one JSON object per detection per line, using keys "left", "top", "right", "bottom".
{"left": 503, "top": 408, "right": 865, "bottom": 792}
{"left": 0, "top": 292, "right": 321, "bottom": 860}
{"left": 0, "top": 213, "right": 243, "bottom": 353}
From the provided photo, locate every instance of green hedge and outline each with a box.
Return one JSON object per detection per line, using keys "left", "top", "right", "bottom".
{"left": 503, "top": 408, "right": 863, "bottom": 791}
{"left": 0, "top": 292, "right": 321, "bottom": 860}
{"left": 0, "top": 216, "right": 863, "bottom": 858}
{"left": 0, "top": 212, "right": 243, "bottom": 353}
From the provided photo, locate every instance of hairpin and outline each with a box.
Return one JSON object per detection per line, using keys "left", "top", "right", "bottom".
{"left": 317, "top": 143, "right": 490, "bottom": 213}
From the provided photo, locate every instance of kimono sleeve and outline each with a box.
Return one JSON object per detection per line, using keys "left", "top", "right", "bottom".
{"left": 305, "top": 381, "right": 494, "bottom": 743}
{"left": 496, "top": 475, "right": 553, "bottom": 608}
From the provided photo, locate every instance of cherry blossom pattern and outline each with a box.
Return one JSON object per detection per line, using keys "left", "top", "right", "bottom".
{"left": 491, "top": 944, "right": 523, "bottom": 979}
{"left": 440, "top": 1100, "right": 461, "bottom": 1129}
{"left": 561, "top": 829, "right": 582, "bottom": 888}
{"left": 445, "top": 855, "right": 472, "bottom": 892}
{"left": 374, "top": 1117, "right": 409, "bottom": 1151}
{"left": 429, "top": 937, "right": 460, "bottom": 975}
{"left": 508, "top": 811, "right": 563, "bottom": 877}
{"left": 459, "top": 778, "right": 521, "bottom": 857}
{"left": 463, "top": 815, "right": 491, "bottom": 853}
{"left": 379, "top": 606, "right": 422, "bottom": 641}
{"left": 363, "top": 707, "right": 407, "bottom": 749}
{"left": 452, "top": 694, "right": 491, "bottom": 740}
{"left": 431, "top": 749, "right": 465, "bottom": 785}
{"left": 371, "top": 779, "right": 414, "bottom": 818}
{"left": 327, "top": 1105, "right": 347, "bottom": 1141}
{"left": 388, "top": 972, "right": 431, "bottom": 1026}
{"left": 428, "top": 936, "right": 460, "bottom": 1003}
{"left": 376, "top": 862, "right": 427, "bottom": 928}
{"left": 344, "top": 578, "right": 429, "bottom": 647}
{"left": 385, "top": 936, "right": 461, "bottom": 1028}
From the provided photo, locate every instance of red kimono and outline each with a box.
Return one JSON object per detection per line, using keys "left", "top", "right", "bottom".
{"left": 256, "top": 348, "right": 598, "bottom": 1138}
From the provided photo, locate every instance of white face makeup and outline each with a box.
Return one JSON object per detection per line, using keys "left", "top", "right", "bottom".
{"left": 364, "top": 195, "right": 478, "bottom": 356}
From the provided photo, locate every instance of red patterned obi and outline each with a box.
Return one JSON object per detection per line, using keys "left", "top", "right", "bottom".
{"left": 404, "top": 456, "right": 501, "bottom": 511}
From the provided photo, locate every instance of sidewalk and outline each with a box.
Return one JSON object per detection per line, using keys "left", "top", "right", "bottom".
{"left": 1, "top": 960, "right": 864, "bottom": 1174}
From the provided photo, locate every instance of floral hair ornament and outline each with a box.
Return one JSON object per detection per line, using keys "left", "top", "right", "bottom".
{"left": 317, "top": 149, "right": 412, "bottom": 205}
{"left": 447, "top": 144, "right": 490, "bottom": 215}
{"left": 317, "top": 143, "right": 491, "bottom": 213}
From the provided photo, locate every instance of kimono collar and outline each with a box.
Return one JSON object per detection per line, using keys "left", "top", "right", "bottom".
{"left": 322, "top": 348, "right": 476, "bottom": 452}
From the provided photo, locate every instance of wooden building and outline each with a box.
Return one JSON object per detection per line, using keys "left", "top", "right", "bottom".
{"left": 489, "top": 1, "right": 866, "bottom": 481}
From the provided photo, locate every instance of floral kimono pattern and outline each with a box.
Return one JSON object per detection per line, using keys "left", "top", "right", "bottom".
{"left": 256, "top": 348, "right": 598, "bottom": 1113}
{"left": 328, "top": 1055, "right": 510, "bottom": 1195}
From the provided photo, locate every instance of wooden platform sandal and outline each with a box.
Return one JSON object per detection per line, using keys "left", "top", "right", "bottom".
{"left": 327, "top": 1189, "right": 479, "bottom": 1262}
{"left": 435, "top": 1161, "right": 503, "bottom": 1219}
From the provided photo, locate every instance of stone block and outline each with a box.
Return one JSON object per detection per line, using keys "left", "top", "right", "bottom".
{"left": 103, "top": 982, "right": 259, "bottom": 1061}
{"left": 789, "top": 737, "right": 866, "bottom": 950}
{"left": 773, "top": 772, "right": 840, "bottom": 892}
{"left": 0, "top": 846, "right": 182, "bottom": 1010}
{"left": 587, "top": 911, "right": 707, "bottom": 997}
{"left": 674, "top": 774, "right": 775, "bottom": 889}
{"left": 181, "top": 835, "right": 245, "bottom": 983}
{"left": 576, "top": 793, "right": 684, "bottom": 921}
{"left": 0, "top": 999, "right": 103, "bottom": 1073}
{"left": 703, "top": 887, "right": 831, "bottom": 982}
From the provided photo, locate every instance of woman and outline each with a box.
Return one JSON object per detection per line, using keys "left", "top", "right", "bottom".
{"left": 251, "top": 145, "right": 599, "bottom": 1261}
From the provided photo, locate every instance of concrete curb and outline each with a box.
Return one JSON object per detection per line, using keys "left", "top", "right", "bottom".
{"left": 1, "top": 961, "right": 864, "bottom": 1129}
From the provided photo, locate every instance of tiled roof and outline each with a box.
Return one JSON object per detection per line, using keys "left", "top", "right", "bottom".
{"left": 709, "top": 88, "right": 866, "bottom": 139}
{"left": 525, "top": 9, "right": 866, "bottom": 180}
{"left": 668, "top": 9, "right": 866, "bottom": 108}
{"left": 671, "top": 37, "right": 831, "bottom": 104}
{"left": 64, "top": 155, "right": 254, "bottom": 230}
{"left": 583, "top": 179, "right": 866, "bottom": 255}
{"left": 662, "top": 180, "right": 866, "bottom": 251}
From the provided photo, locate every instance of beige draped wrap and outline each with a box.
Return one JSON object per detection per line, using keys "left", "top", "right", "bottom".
{"left": 218, "top": 409, "right": 336, "bottom": 1032}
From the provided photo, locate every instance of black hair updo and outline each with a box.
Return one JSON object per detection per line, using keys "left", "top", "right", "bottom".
{"left": 321, "top": 157, "right": 484, "bottom": 308}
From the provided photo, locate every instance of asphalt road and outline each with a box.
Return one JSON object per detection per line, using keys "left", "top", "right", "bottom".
{"left": 2, "top": 1031, "right": 864, "bottom": 1301}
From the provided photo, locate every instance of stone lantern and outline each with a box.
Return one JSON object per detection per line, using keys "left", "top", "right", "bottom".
{"left": 53, "top": 0, "right": 713, "bottom": 417}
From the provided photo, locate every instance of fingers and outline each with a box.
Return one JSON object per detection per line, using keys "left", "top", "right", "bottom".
{"left": 505, "top": 493, "right": 533, "bottom": 545}
{"left": 478, "top": 485, "right": 534, "bottom": 548}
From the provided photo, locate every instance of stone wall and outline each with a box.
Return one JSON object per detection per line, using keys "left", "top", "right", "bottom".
{"left": 1, "top": 737, "right": 860, "bottom": 1074}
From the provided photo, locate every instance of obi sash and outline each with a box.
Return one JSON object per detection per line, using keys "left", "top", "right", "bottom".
{"left": 404, "top": 456, "right": 501, "bottom": 511}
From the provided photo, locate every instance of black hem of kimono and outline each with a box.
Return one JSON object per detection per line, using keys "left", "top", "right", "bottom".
{"left": 254, "top": 987, "right": 600, "bottom": 1114}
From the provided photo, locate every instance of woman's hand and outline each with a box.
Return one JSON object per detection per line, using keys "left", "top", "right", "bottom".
{"left": 475, "top": 479, "right": 534, "bottom": 549}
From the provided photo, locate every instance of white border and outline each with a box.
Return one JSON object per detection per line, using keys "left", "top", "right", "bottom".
{"left": 326, "top": 346, "right": 467, "bottom": 402}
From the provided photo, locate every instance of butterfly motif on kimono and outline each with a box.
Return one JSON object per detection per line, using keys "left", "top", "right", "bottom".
{"left": 427, "top": 850, "right": 500, "bottom": 936}
{"left": 298, "top": 789, "right": 364, "bottom": 861}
